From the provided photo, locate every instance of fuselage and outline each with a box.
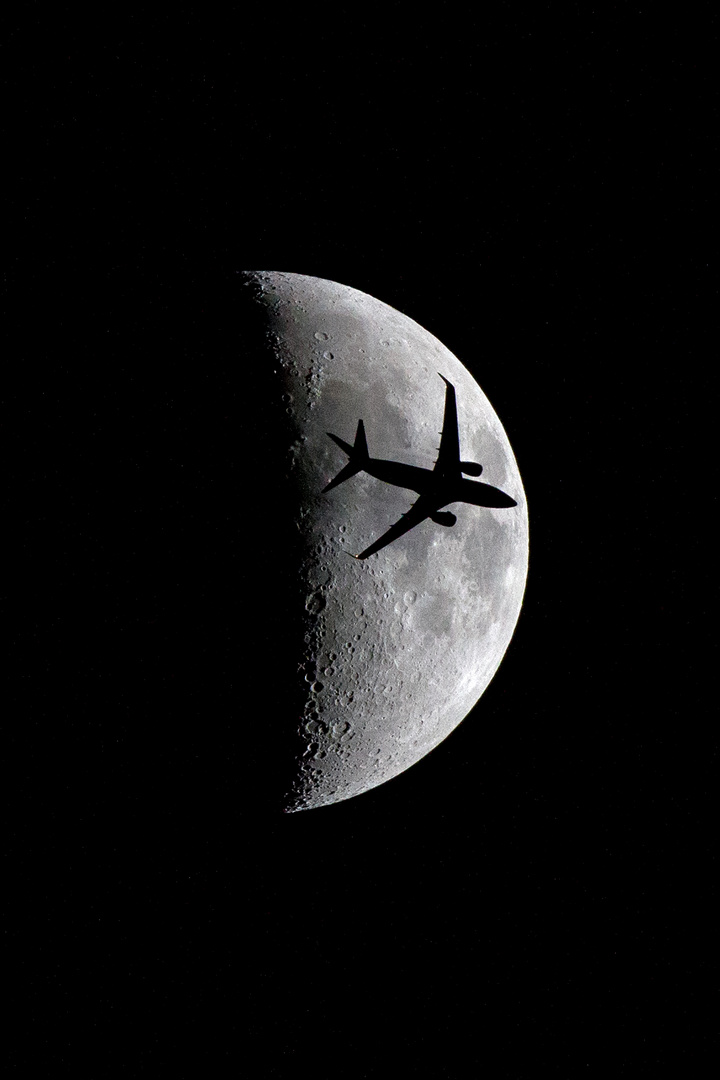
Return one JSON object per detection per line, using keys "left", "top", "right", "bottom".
{"left": 365, "top": 457, "right": 517, "bottom": 509}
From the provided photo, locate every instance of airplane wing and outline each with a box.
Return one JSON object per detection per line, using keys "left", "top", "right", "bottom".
{"left": 351, "top": 495, "right": 436, "bottom": 560}
{"left": 434, "top": 375, "right": 461, "bottom": 479}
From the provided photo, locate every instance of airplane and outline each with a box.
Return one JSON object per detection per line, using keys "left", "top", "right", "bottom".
{"left": 323, "top": 373, "right": 517, "bottom": 560}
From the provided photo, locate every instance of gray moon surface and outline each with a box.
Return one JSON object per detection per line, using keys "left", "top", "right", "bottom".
{"left": 242, "top": 271, "right": 528, "bottom": 812}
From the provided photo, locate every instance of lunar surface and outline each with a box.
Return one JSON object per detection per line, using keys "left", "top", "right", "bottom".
{"left": 238, "top": 271, "right": 528, "bottom": 812}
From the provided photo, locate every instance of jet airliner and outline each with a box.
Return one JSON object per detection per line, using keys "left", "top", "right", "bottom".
{"left": 323, "top": 374, "right": 517, "bottom": 559}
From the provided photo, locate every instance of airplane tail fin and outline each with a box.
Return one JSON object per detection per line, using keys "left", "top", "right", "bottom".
{"left": 323, "top": 420, "right": 369, "bottom": 493}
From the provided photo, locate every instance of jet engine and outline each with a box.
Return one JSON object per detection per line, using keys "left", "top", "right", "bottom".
{"left": 431, "top": 511, "right": 457, "bottom": 527}
{"left": 460, "top": 461, "right": 483, "bottom": 476}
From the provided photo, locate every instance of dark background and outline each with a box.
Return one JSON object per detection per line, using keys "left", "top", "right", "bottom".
{"left": 6, "top": 7, "right": 714, "bottom": 1076}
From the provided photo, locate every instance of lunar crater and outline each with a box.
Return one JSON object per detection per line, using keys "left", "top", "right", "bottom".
{"left": 243, "top": 271, "right": 528, "bottom": 811}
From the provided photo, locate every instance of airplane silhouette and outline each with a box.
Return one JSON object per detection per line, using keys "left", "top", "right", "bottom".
{"left": 323, "top": 374, "right": 517, "bottom": 559}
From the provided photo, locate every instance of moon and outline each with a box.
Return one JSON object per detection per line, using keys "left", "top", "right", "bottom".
{"left": 237, "top": 271, "right": 528, "bottom": 812}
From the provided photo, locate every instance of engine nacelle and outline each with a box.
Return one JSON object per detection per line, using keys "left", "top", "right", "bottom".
{"left": 431, "top": 511, "right": 457, "bottom": 527}
{"left": 460, "top": 461, "right": 483, "bottom": 476}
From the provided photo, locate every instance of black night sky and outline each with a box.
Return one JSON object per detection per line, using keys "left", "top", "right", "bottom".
{"left": 6, "top": 8, "right": 714, "bottom": 1076}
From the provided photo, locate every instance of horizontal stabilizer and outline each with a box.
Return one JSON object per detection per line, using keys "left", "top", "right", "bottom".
{"left": 327, "top": 432, "right": 354, "bottom": 457}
